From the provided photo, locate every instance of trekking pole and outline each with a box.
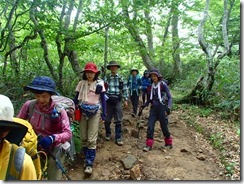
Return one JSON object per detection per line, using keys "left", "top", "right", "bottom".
{"left": 37, "top": 135, "right": 72, "bottom": 180}
{"left": 46, "top": 149, "right": 72, "bottom": 180}
{"left": 137, "top": 108, "right": 143, "bottom": 138}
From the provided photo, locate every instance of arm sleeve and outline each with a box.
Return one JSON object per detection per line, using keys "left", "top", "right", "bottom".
{"left": 73, "top": 91, "right": 79, "bottom": 105}
{"left": 163, "top": 83, "right": 172, "bottom": 108}
{"left": 122, "top": 77, "right": 129, "bottom": 101}
{"left": 100, "top": 92, "right": 106, "bottom": 114}
{"left": 53, "top": 109, "right": 72, "bottom": 144}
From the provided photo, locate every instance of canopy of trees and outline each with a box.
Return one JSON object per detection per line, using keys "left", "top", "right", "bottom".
{"left": 0, "top": 0, "right": 240, "bottom": 119}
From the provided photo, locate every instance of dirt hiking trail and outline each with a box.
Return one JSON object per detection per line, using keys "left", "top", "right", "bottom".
{"left": 65, "top": 105, "right": 231, "bottom": 181}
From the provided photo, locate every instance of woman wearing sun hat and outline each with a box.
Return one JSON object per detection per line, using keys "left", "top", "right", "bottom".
{"left": 17, "top": 76, "right": 72, "bottom": 180}
{"left": 73, "top": 62, "right": 106, "bottom": 174}
{"left": 140, "top": 69, "right": 173, "bottom": 152}
{"left": 0, "top": 94, "right": 37, "bottom": 180}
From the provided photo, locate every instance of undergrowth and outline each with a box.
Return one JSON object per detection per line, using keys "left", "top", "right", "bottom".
{"left": 176, "top": 104, "right": 239, "bottom": 179}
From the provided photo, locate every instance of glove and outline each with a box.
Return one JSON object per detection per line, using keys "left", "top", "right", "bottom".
{"left": 101, "top": 112, "right": 106, "bottom": 121}
{"left": 95, "top": 84, "right": 103, "bottom": 94}
{"left": 166, "top": 107, "right": 171, "bottom": 115}
{"left": 138, "top": 109, "right": 143, "bottom": 117}
{"left": 39, "top": 135, "right": 55, "bottom": 149}
{"left": 140, "top": 104, "right": 146, "bottom": 110}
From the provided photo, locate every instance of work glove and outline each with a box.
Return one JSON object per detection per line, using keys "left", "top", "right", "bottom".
{"left": 166, "top": 107, "right": 171, "bottom": 115}
{"left": 101, "top": 112, "right": 106, "bottom": 121}
{"left": 95, "top": 84, "right": 103, "bottom": 94}
{"left": 39, "top": 135, "right": 55, "bottom": 150}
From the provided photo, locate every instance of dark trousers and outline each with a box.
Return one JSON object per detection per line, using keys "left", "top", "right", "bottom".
{"left": 146, "top": 103, "right": 170, "bottom": 139}
{"left": 104, "top": 100, "right": 123, "bottom": 139}
{"left": 130, "top": 90, "right": 139, "bottom": 115}
{"left": 142, "top": 89, "right": 149, "bottom": 104}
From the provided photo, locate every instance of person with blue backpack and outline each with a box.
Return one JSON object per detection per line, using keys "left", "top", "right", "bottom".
{"left": 139, "top": 69, "right": 173, "bottom": 152}
{"left": 127, "top": 68, "right": 142, "bottom": 117}
{"left": 141, "top": 70, "right": 151, "bottom": 105}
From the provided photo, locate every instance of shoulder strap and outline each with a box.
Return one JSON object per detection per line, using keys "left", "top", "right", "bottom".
{"left": 28, "top": 100, "right": 37, "bottom": 121}
{"left": 6, "top": 144, "right": 25, "bottom": 180}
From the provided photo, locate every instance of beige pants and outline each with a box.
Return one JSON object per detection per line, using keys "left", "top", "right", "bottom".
{"left": 79, "top": 111, "right": 101, "bottom": 149}
{"left": 41, "top": 146, "right": 65, "bottom": 180}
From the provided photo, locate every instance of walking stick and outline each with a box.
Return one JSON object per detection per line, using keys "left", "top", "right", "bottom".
{"left": 137, "top": 108, "right": 144, "bottom": 138}
{"left": 37, "top": 135, "right": 72, "bottom": 180}
{"left": 46, "top": 149, "right": 72, "bottom": 180}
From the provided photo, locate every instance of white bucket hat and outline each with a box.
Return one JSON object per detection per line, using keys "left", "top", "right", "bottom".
{"left": 0, "top": 94, "right": 27, "bottom": 144}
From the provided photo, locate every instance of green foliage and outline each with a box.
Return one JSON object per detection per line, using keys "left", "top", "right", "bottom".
{"left": 209, "top": 132, "right": 224, "bottom": 151}
{"left": 212, "top": 57, "right": 240, "bottom": 120}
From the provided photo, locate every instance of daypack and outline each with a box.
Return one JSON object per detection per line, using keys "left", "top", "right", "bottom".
{"left": 147, "top": 80, "right": 169, "bottom": 105}
{"left": 6, "top": 118, "right": 43, "bottom": 180}
{"left": 28, "top": 95, "right": 75, "bottom": 124}
{"left": 6, "top": 143, "right": 25, "bottom": 180}
{"left": 28, "top": 95, "right": 76, "bottom": 161}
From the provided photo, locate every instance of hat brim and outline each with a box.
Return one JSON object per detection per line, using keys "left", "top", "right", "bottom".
{"left": 24, "top": 85, "right": 59, "bottom": 95}
{"left": 1, "top": 120, "right": 28, "bottom": 145}
{"left": 131, "top": 70, "right": 139, "bottom": 73}
{"left": 149, "top": 72, "right": 162, "bottom": 79}
{"left": 106, "top": 65, "right": 121, "bottom": 69}
{"left": 81, "top": 69, "right": 101, "bottom": 75}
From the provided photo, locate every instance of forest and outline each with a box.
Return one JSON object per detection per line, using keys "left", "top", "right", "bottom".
{"left": 0, "top": 0, "right": 240, "bottom": 180}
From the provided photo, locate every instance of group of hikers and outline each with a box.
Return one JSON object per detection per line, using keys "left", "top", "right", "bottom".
{"left": 0, "top": 60, "right": 172, "bottom": 180}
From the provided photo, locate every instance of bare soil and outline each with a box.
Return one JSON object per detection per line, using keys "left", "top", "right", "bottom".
{"left": 64, "top": 104, "right": 239, "bottom": 181}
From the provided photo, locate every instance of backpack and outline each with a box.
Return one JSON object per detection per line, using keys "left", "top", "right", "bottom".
{"left": 6, "top": 143, "right": 25, "bottom": 180}
{"left": 28, "top": 95, "right": 76, "bottom": 161}
{"left": 6, "top": 118, "right": 43, "bottom": 180}
{"left": 147, "top": 80, "right": 169, "bottom": 105}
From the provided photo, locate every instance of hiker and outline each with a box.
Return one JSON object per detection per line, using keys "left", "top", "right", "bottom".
{"left": 0, "top": 94, "right": 37, "bottom": 180}
{"left": 103, "top": 60, "right": 128, "bottom": 146}
{"left": 17, "top": 76, "right": 72, "bottom": 180}
{"left": 127, "top": 68, "right": 142, "bottom": 117}
{"left": 140, "top": 69, "right": 173, "bottom": 151}
{"left": 141, "top": 69, "right": 151, "bottom": 105}
{"left": 73, "top": 62, "right": 106, "bottom": 175}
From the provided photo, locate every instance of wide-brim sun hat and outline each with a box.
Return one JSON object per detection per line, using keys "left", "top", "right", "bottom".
{"left": 149, "top": 68, "right": 162, "bottom": 79}
{"left": 106, "top": 61, "right": 121, "bottom": 70}
{"left": 81, "top": 62, "right": 100, "bottom": 74}
{"left": 144, "top": 70, "right": 149, "bottom": 74}
{"left": 130, "top": 68, "right": 139, "bottom": 74}
{"left": 24, "top": 76, "right": 59, "bottom": 95}
{"left": 0, "top": 94, "right": 28, "bottom": 145}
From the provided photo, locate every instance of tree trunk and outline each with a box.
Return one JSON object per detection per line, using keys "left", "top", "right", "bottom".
{"left": 171, "top": 1, "right": 182, "bottom": 78}
{"left": 144, "top": 8, "right": 155, "bottom": 60}
{"left": 122, "top": 4, "right": 154, "bottom": 70}
{"left": 179, "top": 0, "right": 231, "bottom": 105}
{"left": 102, "top": 26, "right": 109, "bottom": 79}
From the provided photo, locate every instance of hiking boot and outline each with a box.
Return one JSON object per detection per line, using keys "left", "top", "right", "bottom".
{"left": 105, "top": 135, "right": 110, "bottom": 141}
{"left": 84, "top": 166, "right": 93, "bottom": 174}
{"left": 116, "top": 139, "right": 123, "bottom": 146}
{"left": 143, "top": 145, "right": 152, "bottom": 152}
{"left": 164, "top": 144, "right": 173, "bottom": 149}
